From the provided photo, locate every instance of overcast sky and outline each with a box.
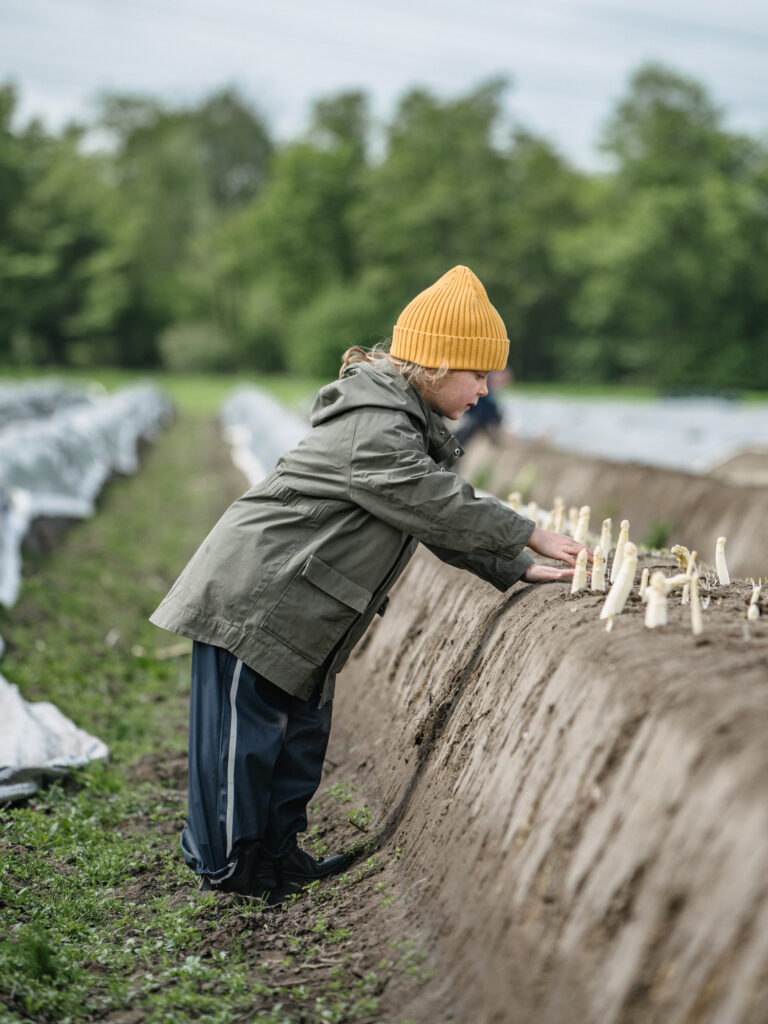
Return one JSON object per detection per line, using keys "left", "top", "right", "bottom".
{"left": 3, "top": 0, "right": 768, "bottom": 168}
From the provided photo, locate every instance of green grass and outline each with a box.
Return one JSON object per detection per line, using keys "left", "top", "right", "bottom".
{"left": 0, "top": 367, "right": 326, "bottom": 416}
{"left": 4, "top": 364, "right": 766, "bottom": 411}
{"left": 1, "top": 776, "right": 417, "bottom": 1023}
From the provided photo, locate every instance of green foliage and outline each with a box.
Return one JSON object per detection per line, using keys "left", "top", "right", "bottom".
{"left": 238, "top": 283, "right": 289, "bottom": 372}
{"left": 323, "top": 781, "right": 354, "bottom": 804}
{"left": 348, "top": 806, "right": 372, "bottom": 831}
{"left": 353, "top": 80, "right": 512, "bottom": 308}
{"left": 556, "top": 64, "right": 768, "bottom": 388}
{"left": 286, "top": 277, "right": 391, "bottom": 377}
{"left": 643, "top": 518, "right": 674, "bottom": 550}
{"left": 1, "top": 67, "right": 768, "bottom": 388}
{"left": 600, "top": 63, "right": 745, "bottom": 186}
{"left": 158, "top": 320, "right": 238, "bottom": 372}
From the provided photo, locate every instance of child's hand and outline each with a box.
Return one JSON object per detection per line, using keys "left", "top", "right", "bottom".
{"left": 522, "top": 564, "right": 575, "bottom": 583}
{"left": 527, "top": 526, "right": 592, "bottom": 568}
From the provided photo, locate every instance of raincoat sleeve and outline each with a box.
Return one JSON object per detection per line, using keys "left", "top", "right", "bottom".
{"left": 347, "top": 410, "right": 535, "bottom": 562}
{"left": 423, "top": 544, "right": 533, "bottom": 592}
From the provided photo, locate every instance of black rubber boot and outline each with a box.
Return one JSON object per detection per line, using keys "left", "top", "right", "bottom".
{"left": 273, "top": 845, "right": 354, "bottom": 889}
{"left": 198, "top": 842, "right": 277, "bottom": 898}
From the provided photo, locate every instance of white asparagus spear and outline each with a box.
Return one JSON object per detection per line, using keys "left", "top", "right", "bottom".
{"left": 507, "top": 491, "right": 521, "bottom": 512}
{"left": 671, "top": 544, "right": 691, "bottom": 572}
{"left": 639, "top": 567, "right": 649, "bottom": 601}
{"left": 610, "top": 520, "right": 630, "bottom": 583}
{"left": 601, "top": 541, "right": 638, "bottom": 630}
{"left": 552, "top": 504, "right": 565, "bottom": 533}
{"left": 690, "top": 574, "right": 703, "bottom": 635}
{"left": 663, "top": 573, "right": 691, "bottom": 593}
{"left": 716, "top": 536, "right": 730, "bottom": 585}
{"left": 591, "top": 546, "right": 606, "bottom": 592}
{"left": 568, "top": 506, "right": 579, "bottom": 537}
{"left": 526, "top": 501, "right": 539, "bottom": 524}
{"left": 570, "top": 548, "right": 589, "bottom": 593}
{"left": 747, "top": 582, "right": 761, "bottom": 621}
{"left": 645, "top": 571, "right": 668, "bottom": 628}
{"left": 573, "top": 505, "right": 590, "bottom": 545}
{"left": 599, "top": 518, "right": 612, "bottom": 559}
{"left": 681, "top": 550, "right": 697, "bottom": 605}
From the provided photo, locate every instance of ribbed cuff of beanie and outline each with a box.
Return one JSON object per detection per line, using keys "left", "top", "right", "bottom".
{"left": 391, "top": 325, "right": 509, "bottom": 372}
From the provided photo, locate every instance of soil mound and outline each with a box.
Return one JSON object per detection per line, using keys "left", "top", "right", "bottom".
{"left": 460, "top": 436, "right": 768, "bottom": 579}
{"left": 334, "top": 549, "right": 768, "bottom": 1023}
{"left": 707, "top": 448, "right": 768, "bottom": 486}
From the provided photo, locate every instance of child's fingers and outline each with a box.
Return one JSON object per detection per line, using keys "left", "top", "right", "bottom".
{"left": 525, "top": 564, "right": 576, "bottom": 582}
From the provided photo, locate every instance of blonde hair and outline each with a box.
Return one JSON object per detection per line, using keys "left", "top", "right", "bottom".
{"left": 339, "top": 341, "right": 451, "bottom": 389}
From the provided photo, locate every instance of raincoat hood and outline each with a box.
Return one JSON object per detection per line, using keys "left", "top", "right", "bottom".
{"left": 310, "top": 360, "right": 427, "bottom": 428}
{"left": 310, "top": 360, "right": 461, "bottom": 464}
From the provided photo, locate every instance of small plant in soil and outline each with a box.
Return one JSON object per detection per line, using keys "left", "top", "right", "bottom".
{"left": 348, "top": 805, "right": 372, "bottom": 831}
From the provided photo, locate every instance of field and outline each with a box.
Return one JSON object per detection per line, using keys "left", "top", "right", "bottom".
{"left": 1, "top": 375, "right": 767, "bottom": 1023}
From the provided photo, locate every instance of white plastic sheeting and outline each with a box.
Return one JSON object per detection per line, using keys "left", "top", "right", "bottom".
{"left": 0, "top": 383, "right": 173, "bottom": 607}
{"left": 0, "top": 379, "right": 92, "bottom": 429}
{"left": 220, "top": 386, "right": 309, "bottom": 485}
{"left": 0, "top": 381, "right": 172, "bottom": 801}
{"left": 0, "top": 678, "right": 109, "bottom": 801}
{"left": 501, "top": 394, "right": 768, "bottom": 473}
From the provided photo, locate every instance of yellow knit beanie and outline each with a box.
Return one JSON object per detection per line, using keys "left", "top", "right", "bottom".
{"left": 390, "top": 265, "right": 509, "bottom": 371}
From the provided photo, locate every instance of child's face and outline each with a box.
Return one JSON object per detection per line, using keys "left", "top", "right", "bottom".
{"left": 420, "top": 370, "right": 490, "bottom": 421}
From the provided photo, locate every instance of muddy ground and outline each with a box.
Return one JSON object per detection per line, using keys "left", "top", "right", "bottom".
{"left": 460, "top": 434, "right": 768, "bottom": 579}
{"left": 330, "top": 547, "right": 768, "bottom": 1023}
{"left": 121, "top": 749, "right": 438, "bottom": 1024}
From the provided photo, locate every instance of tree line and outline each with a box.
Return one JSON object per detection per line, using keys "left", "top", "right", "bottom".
{"left": 1, "top": 64, "right": 767, "bottom": 389}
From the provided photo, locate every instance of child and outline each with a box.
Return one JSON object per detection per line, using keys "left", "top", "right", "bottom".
{"left": 150, "top": 265, "right": 589, "bottom": 900}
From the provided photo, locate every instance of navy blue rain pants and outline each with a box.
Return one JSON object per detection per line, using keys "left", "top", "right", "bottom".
{"left": 180, "top": 641, "right": 332, "bottom": 880}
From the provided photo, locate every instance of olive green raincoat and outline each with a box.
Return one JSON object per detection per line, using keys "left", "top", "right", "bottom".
{"left": 150, "top": 360, "right": 535, "bottom": 705}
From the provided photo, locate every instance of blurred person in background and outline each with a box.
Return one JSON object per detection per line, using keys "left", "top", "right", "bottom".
{"left": 454, "top": 367, "right": 512, "bottom": 447}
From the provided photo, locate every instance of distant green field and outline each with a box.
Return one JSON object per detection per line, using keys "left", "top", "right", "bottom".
{"left": 2, "top": 366, "right": 766, "bottom": 412}
{"left": 0, "top": 367, "right": 326, "bottom": 416}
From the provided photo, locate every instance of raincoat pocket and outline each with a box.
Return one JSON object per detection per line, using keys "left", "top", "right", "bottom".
{"left": 260, "top": 554, "right": 372, "bottom": 665}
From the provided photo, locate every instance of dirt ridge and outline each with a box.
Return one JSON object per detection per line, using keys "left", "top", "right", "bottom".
{"left": 333, "top": 549, "right": 768, "bottom": 1023}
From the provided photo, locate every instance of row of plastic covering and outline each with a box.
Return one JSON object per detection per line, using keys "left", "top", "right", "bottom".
{"left": 501, "top": 393, "right": 768, "bottom": 473}
{"left": 0, "top": 381, "right": 173, "bottom": 801}
{"left": 220, "top": 386, "right": 309, "bottom": 486}
{"left": 0, "top": 383, "right": 172, "bottom": 608}
{"left": 0, "top": 379, "right": 94, "bottom": 429}
{"left": 0, "top": 681, "right": 110, "bottom": 801}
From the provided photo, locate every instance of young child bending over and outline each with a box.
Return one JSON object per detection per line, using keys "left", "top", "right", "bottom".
{"left": 150, "top": 265, "right": 589, "bottom": 901}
